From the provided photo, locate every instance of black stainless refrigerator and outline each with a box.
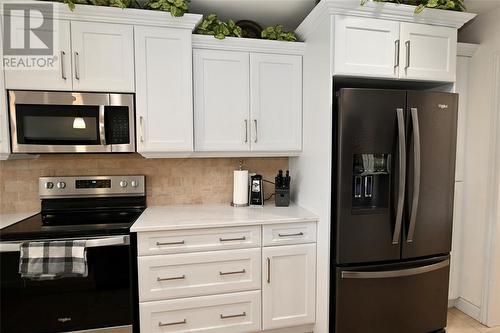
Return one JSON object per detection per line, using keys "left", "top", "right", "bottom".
{"left": 331, "top": 88, "right": 458, "bottom": 333}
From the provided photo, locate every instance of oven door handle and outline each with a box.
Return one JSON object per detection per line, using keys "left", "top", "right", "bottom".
{"left": 0, "top": 235, "right": 130, "bottom": 253}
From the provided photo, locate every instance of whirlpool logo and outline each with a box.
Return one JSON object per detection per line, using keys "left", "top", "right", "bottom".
{"left": 438, "top": 104, "right": 449, "bottom": 110}
{"left": 57, "top": 317, "right": 72, "bottom": 323}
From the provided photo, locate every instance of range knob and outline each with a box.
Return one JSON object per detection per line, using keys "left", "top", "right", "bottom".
{"left": 131, "top": 180, "right": 139, "bottom": 188}
{"left": 119, "top": 180, "right": 128, "bottom": 188}
{"left": 57, "top": 182, "right": 66, "bottom": 189}
{"left": 44, "top": 182, "right": 54, "bottom": 189}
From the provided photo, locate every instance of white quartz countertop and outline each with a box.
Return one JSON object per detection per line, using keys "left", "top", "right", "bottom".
{"left": 0, "top": 211, "right": 38, "bottom": 230}
{"left": 130, "top": 204, "right": 318, "bottom": 232}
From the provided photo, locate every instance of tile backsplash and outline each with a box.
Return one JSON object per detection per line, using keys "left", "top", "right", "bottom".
{"left": 0, "top": 154, "right": 287, "bottom": 213}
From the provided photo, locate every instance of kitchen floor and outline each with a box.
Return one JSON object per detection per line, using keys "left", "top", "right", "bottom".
{"left": 448, "top": 308, "right": 500, "bottom": 332}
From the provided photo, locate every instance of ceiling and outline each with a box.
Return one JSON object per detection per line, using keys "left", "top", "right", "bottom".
{"left": 189, "top": 0, "right": 318, "bottom": 31}
{"left": 188, "top": 0, "right": 500, "bottom": 32}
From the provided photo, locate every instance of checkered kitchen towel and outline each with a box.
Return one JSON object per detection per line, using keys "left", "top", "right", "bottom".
{"left": 19, "top": 240, "right": 88, "bottom": 280}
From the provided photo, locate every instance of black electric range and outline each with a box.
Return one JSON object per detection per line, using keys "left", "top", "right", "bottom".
{"left": 0, "top": 175, "right": 146, "bottom": 333}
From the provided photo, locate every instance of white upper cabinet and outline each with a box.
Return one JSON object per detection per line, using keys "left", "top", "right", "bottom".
{"left": 4, "top": 19, "right": 72, "bottom": 91}
{"left": 194, "top": 49, "right": 250, "bottom": 152}
{"left": 250, "top": 53, "right": 302, "bottom": 151}
{"left": 0, "top": 26, "right": 9, "bottom": 160}
{"left": 332, "top": 15, "right": 459, "bottom": 82}
{"left": 135, "top": 26, "right": 193, "bottom": 154}
{"left": 71, "top": 21, "right": 135, "bottom": 92}
{"left": 334, "top": 16, "right": 400, "bottom": 79}
{"left": 262, "top": 243, "right": 316, "bottom": 330}
{"left": 399, "top": 22, "right": 457, "bottom": 82}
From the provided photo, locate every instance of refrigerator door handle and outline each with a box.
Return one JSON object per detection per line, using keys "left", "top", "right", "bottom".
{"left": 408, "top": 107, "right": 421, "bottom": 243}
{"left": 393, "top": 108, "right": 406, "bottom": 245}
{"left": 341, "top": 259, "right": 449, "bottom": 279}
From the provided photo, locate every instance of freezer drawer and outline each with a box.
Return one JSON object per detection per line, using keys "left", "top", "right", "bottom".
{"left": 334, "top": 256, "right": 450, "bottom": 333}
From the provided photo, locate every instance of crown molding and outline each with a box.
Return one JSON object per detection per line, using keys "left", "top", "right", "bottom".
{"left": 192, "top": 35, "right": 306, "bottom": 55}
{"left": 457, "top": 42, "right": 479, "bottom": 57}
{"left": 296, "top": 0, "right": 476, "bottom": 40}
{"left": 0, "top": 1, "right": 203, "bottom": 30}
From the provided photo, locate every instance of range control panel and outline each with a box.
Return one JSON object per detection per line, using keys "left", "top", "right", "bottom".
{"left": 39, "top": 175, "right": 145, "bottom": 198}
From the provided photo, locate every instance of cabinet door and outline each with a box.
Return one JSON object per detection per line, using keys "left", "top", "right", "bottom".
{"left": 135, "top": 26, "right": 193, "bottom": 153}
{"left": 250, "top": 53, "right": 302, "bottom": 151}
{"left": 71, "top": 22, "right": 134, "bottom": 92}
{"left": 4, "top": 19, "right": 72, "bottom": 91}
{"left": 0, "top": 24, "right": 9, "bottom": 159}
{"left": 399, "top": 22, "right": 457, "bottom": 82}
{"left": 334, "top": 15, "right": 400, "bottom": 78}
{"left": 262, "top": 244, "right": 316, "bottom": 330}
{"left": 193, "top": 49, "right": 250, "bottom": 151}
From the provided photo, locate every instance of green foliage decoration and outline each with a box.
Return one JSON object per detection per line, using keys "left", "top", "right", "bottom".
{"left": 52, "top": 0, "right": 187, "bottom": 16}
{"left": 196, "top": 14, "right": 243, "bottom": 40}
{"left": 261, "top": 25, "right": 297, "bottom": 42}
{"left": 360, "top": 0, "right": 466, "bottom": 13}
{"left": 143, "top": 0, "right": 189, "bottom": 17}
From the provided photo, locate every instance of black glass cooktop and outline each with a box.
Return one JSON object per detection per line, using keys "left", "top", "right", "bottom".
{"left": 0, "top": 197, "right": 146, "bottom": 241}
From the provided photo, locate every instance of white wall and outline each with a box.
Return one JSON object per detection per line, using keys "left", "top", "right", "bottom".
{"left": 456, "top": 7, "right": 500, "bottom": 326}
{"left": 290, "top": 15, "right": 333, "bottom": 333}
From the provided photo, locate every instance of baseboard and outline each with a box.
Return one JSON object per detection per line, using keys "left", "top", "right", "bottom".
{"left": 448, "top": 298, "right": 457, "bottom": 308}
{"left": 454, "top": 297, "right": 481, "bottom": 321}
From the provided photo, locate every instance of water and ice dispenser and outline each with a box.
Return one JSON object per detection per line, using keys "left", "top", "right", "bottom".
{"left": 352, "top": 153, "right": 391, "bottom": 214}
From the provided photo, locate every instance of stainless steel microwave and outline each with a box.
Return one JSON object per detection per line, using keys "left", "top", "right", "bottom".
{"left": 9, "top": 91, "right": 135, "bottom": 153}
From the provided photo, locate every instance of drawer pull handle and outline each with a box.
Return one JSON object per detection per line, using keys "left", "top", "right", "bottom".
{"left": 220, "top": 312, "right": 246, "bottom": 319}
{"left": 157, "top": 275, "right": 185, "bottom": 281}
{"left": 156, "top": 240, "right": 185, "bottom": 246}
{"left": 278, "top": 232, "right": 304, "bottom": 237}
{"left": 219, "top": 237, "right": 246, "bottom": 242}
{"left": 159, "top": 319, "right": 187, "bottom": 327}
{"left": 219, "top": 269, "right": 246, "bottom": 276}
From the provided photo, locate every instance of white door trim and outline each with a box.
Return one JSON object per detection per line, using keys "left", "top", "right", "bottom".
{"left": 480, "top": 52, "right": 500, "bottom": 327}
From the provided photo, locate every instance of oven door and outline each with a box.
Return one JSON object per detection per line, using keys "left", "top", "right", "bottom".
{"left": 9, "top": 91, "right": 114, "bottom": 154}
{"left": 0, "top": 235, "right": 133, "bottom": 333}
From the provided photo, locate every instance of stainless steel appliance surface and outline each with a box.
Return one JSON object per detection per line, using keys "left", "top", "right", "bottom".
{"left": 9, "top": 90, "right": 135, "bottom": 153}
{"left": 331, "top": 87, "right": 458, "bottom": 333}
{"left": 0, "top": 175, "right": 146, "bottom": 333}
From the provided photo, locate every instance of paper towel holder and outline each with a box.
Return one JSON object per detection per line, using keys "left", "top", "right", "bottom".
{"left": 231, "top": 160, "right": 249, "bottom": 207}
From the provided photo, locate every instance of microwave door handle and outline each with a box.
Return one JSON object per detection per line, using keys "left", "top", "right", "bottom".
{"left": 407, "top": 107, "right": 421, "bottom": 242}
{"left": 0, "top": 235, "right": 130, "bottom": 253}
{"left": 393, "top": 108, "right": 406, "bottom": 245}
{"left": 99, "top": 105, "right": 106, "bottom": 146}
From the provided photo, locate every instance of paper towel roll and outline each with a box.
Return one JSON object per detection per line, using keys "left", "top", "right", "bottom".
{"left": 233, "top": 170, "right": 249, "bottom": 206}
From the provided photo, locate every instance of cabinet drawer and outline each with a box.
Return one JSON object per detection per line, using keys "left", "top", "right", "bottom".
{"left": 138, "top": 248, "right": 261, "bottom": 301}
{"left": 137, "top": 226, "right": 261, "bottom": 256}
{"left": 139, "top": 290, "right": 261, "bottom": 333}
{"left": 263, "top": 222, "right": 316, "bottom": 246}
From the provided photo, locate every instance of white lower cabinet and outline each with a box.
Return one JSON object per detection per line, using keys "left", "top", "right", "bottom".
{"left": 140, "top": 290, "right": 261, "bottom": 333}
{"left": 136, "top": 223, "right": 317, "bottom": 332}
{"left": 138, "top": 248, "right": 261, "bottom": 301}
{"left": 262, "top": 244, "right": 316, "bottom": 330}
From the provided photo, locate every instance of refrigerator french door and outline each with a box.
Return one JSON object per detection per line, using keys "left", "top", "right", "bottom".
{"left": 332, "top": 88, "right": 458, "bottom": 333}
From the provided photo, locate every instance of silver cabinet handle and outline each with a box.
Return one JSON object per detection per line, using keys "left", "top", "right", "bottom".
{"left": 159, "top": 319, "right": 186, "bottom": 327}
{"left": 157, "top": 275, "right": 185, "bottom": 281}
{"left": 139, "top": 116, "right": 144, "bottom": 143}
{"left": 220, "top": 312, "right": 246, "bottom": 319}
{"left": 74, "top": 52, "right": 80, "bottom": 80}
{"left": 219, "top": 269, "right": 246, "bottom": 276}
{"left": 393, "top": 108, "right": 406, "bottom": 245}
{"left": 394, "top": 39, "right": 400, "bottom": 69}
{"left": 219, "top": 237, "right": 246, "bottom": 242}
{"left": 278, "top": 232, "right": 304, "bottom": 237}
{"left": 267, "top": 257, "right": 271, "bottom": 283}
{"left": 244, "top": 119, "right": 248, "bottom": 143}
{"left": 156, "top": 240, "right": 185, "bottom": 246}
{"left": 253, "top": 119, "right": 258, "bottom": 143}
{"left": 408, "top": 107, "right": 421, "bottom": 243}
{"left": 60, "top": 51, "right": 67, "bottom": 80}
{"left": 341, "top": 259, "right": 449, "bottom": 279}
{"left": 405, "top": 41, "right": 410, "bottom": 72}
